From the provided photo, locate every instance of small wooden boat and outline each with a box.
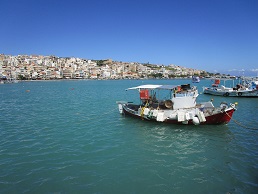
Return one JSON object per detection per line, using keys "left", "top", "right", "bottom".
{"left": 117, "top": 84, "right": 237, "bottom": 125}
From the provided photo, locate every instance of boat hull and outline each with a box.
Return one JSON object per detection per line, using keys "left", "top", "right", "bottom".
{"left": 122, "top": 105, "right": 235, "bottom": 125}
{"left": 203, "top": 89, "right": 258, "bottom": 97}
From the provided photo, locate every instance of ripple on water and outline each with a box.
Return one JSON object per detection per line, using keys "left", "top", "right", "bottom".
{"left": 0, "top": 80, "right": 258, "bottom": 193}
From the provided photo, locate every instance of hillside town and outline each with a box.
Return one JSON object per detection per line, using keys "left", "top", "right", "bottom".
{"left": 0, "top": 54, "right": 210, "bottom": 81}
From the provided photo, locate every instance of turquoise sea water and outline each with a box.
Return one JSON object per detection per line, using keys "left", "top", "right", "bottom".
{"left": 0, "top": 79, "right": 258, "bottom": 193}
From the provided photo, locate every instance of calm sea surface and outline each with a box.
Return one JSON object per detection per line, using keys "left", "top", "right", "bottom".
{"left": 0, "top": 79, "right": 258, "bottom": 193}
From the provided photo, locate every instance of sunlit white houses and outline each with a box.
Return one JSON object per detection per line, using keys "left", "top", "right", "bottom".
{"left": 0, "top": 54, "right": 208, "bottom": 80}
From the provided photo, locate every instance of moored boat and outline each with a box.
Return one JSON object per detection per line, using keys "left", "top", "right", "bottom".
{"left": 117, "top": 84, "right": 237, "bottom": 125}
{"left": 192, "top": 76, "right": 200, "bottom": 83}
{"left": 203, "top": 79, "right": 258, "bottom": 97}
{"left": 0, "top": 76, "right": 18, "bottom": 84}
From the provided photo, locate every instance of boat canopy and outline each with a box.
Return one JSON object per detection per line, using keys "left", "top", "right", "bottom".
{"left": 127, "top": 84, "right": 178, "bottom": 90}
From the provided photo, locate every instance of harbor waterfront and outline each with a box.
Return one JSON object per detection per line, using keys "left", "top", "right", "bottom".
{"left": 0, "top": 79, "right": 258, "bottom": 193}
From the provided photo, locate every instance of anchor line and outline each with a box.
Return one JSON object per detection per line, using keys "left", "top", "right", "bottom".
{"left": 225, "top": 111, "right": 258, "bottom": 130}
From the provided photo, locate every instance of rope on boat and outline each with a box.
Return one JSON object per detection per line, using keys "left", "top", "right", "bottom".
{"left": 140, "top": 100, "right": 149, "bottom": 119}
{"left": 225, "top": 111, "right": 258, "bottom": 130}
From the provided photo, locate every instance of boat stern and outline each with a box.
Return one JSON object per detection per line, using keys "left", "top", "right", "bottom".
{"left": 116, "top": 101, "right": 127, "bottom": 114}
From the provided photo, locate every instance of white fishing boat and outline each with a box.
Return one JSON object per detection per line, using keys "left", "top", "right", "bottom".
{"left": 192, "top": 76, "right": 200, "bottom": 83}
{"left": 203, "top": 79, "right": 258, "bottom": 97}
{"left": 117, "top": 84, "right": 237, "bottom": 125}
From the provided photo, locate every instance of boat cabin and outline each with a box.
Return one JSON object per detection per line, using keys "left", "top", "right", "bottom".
{"left": 127, "top": 84, "right": 198, "bottom": 110}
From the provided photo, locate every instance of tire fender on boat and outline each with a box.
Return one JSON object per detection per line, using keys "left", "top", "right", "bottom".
{"left": 223, "top": 92, "right": 229, "bottom": 97}
{"left": 238, "top": 92, "right": 242, "bottom": 96}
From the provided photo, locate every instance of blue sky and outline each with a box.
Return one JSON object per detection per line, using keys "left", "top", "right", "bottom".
{"left": 1, "top": 0, "right": 258, "bottom": 76}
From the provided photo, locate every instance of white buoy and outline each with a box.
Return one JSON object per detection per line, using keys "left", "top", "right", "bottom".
{"left": 192, "top": 116, "right": 200, "bottom": 125}
{"left": 143, "top": 108, "right": 150, "bottom": 116}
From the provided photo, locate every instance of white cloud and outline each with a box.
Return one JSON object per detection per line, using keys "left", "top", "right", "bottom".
{"left": 251, "top": 69, "right": 258, "bottom": 72}
{"left": 227, "top": 68, "right": 245, "bottom": 72}
{"left": 228, "top": 69, "right": 238, "bottom": 72}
